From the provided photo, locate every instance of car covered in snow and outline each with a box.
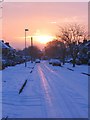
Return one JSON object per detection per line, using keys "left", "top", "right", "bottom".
{"left": 52, "top": 59, "right": 61, "bottom": 66}
{"left": 49, "top": 59, "right": 61, "bottom": 66}
{"left": 49, "top": 59, "right": 55, "bottom": 64}
{"left": 66, "top": 58, "right": 73, "bottom": 63}
{"left": 35, "top": 59, "right": 40, "bottom": 63}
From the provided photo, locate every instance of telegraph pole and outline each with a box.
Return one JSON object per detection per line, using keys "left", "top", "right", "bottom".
{"left": 31, "top": 37, "right": 33, "bottom": 63}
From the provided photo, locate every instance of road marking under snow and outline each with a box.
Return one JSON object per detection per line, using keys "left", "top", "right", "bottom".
{"left": 19, "top": 80, "right": 27, "bottom": 94}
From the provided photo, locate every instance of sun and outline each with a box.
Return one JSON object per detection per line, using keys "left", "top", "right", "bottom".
{"left": 25, "top": 35, "right": 55, "bottom": 44}
{"left": 36, "top": 35, "right": 54, "bottom": 44}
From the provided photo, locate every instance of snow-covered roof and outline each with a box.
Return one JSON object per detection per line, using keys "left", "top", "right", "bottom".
{"left": 0, "top": 40, "right": 10, "bottom": 49}
{"left": 9, "top": 46, "right": 15, "bottom": 50}
{"left": 0, "top": 40, "right": 15, "bottom": 51}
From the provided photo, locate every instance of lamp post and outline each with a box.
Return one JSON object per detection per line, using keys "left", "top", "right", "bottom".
{"left": 25, "top": 28, "right": 29, "bottom": 67}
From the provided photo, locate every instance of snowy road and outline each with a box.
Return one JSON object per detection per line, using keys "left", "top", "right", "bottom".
{"left": 2, "top": 61, "right": 88, "bottom": 118}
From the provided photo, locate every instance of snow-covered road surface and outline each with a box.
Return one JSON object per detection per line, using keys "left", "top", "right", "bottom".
{"left": 2, "top": 61, "right": 88, "bottom": 118}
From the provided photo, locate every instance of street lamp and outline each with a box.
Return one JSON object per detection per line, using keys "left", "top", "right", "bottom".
{"left": 31, "top": 37, "right": 33, "bottom": 63}
{"left": 25, "top": 28, "right": 29, "bottom": 67}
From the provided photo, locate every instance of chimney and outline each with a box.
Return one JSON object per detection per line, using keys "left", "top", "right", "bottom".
{"left": 5, "top": 42, "right": 10, "bottom": 47}
{"left": 2, "top": 40, "right": 4, "bottom": 43}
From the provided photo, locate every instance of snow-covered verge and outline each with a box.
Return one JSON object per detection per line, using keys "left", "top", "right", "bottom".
{"left": 2, "top": 62, "right": 35, "bottom": 118}
{"left": 63, "top": 63, "right": 89, "bottom": 74}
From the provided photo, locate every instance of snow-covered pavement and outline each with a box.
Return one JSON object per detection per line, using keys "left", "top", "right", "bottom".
{"left": 63, "top": 63, "right": 89, "bottom": 74}
{"left": 2, "top": 61, "right": 88, "bottom": 118}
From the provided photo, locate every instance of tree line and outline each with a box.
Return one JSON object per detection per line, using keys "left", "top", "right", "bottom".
{"left": 44, "top": 23, "right": 88, "bottom": 67}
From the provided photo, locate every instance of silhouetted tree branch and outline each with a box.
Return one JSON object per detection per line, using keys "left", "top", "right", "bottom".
{"left": 57, "top": 23, "right": 87, "bottom": 67}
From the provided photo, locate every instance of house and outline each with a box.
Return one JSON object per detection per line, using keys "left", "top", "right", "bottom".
{"left": 0, "top": 40, "right": 16, "bottom": 59}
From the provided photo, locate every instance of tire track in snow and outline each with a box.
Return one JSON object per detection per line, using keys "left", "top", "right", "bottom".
{"left": 38, "top": 65, "right": 74, "bottom": 117}
{"left": 43, "top": 62, "right": 87, "bottom": 98}
{"left": 38, "top": 62, "right": 88, "bottom": 118}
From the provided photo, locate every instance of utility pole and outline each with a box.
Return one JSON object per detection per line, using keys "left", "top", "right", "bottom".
{"left": 25, "top": 28, "right": 29, "bottom": 67}
{"left": 31, "top": 37, "right": 33, "bottom": 63}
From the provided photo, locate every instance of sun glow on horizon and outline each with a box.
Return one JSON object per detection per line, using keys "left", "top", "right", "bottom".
{"left": 18, "top": 35, "right": 55, "bottom": 44}
{"left": 35, "top": 35, "right": 54, "bottom": 44}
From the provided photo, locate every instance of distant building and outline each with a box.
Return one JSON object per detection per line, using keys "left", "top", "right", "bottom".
{"left": 0, "top": 40, "right": 16, "bottom": 59}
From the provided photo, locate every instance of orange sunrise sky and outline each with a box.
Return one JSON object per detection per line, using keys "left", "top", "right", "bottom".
{"left": 2, "top": 2, "right": 88, "bottom": 50}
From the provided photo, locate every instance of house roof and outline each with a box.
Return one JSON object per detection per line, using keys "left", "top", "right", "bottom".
{"left": 0, "top": 40, "right": 10, "bottom": 49}
{"left": 0, "top": 40, "right": 15, "bottom": 51}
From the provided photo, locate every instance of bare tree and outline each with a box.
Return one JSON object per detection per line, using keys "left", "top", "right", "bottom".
{"left": 57, "top": 23, "right": 87, "bottom": 67}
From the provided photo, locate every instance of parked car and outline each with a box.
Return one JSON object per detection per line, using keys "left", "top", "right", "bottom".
{"left": 4, "top": 59, "right": 14, "bottom": 66}
{"left": 35, "top": 59, "right": 40, "bottom": 63}
{"left": 51, "top": 59, "right": 61, "bottom": 66}
{"left": 49, "top": 59, "right": 55, "bottom": 64}
{"left": 66, "top": 58, "right": 73, "bottom": 63}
